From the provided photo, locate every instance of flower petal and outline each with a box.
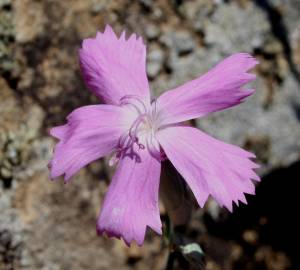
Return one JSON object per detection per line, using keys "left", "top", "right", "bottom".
{"left": 97, "top": 148, "right": 162, "bottom": 246}
{"left": 157, "top": 125, "right": 260, "bottom": 211}
{"left": 79, "top": 25, "right": 150, "bottom": 105}
{"left": 156, "top": 53, "right": 258, "bottom": 125}
{"left": 49, "top": 104, "right": 131, "bottom": 182}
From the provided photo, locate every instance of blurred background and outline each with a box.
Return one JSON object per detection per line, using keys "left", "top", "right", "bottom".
{"left": 1, "top": 0, "right": 300, "bottom": 269}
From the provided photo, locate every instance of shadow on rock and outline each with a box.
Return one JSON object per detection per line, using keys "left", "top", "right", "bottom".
{"left": 204, "top": 161, "right": 300, "bottom": 270}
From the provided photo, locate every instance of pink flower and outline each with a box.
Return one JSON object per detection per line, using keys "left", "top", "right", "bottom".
{"left": 49, "top": 25, "right": 260, "bottom": 246}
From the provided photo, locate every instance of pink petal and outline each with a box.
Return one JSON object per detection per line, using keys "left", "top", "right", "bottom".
{"left": 79, "top": 25, "right": 150, "bottom": 105}
{"left": 156, "top": 53, "right": 258, "bottom": 125}
{"left": 157, "top": 125, "right": 260, "bottom": 211}
{"left": 49, "top": 104, "right": 130, "bottom": 182}
{"left": 97, "top": 147, "right": 162, "bottom": 246}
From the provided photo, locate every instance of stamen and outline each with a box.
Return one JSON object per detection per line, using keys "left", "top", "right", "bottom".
{"left": 151, "top": 98, "right": 158, "bottom": 121}
{"left": 114, "top": 95, "right": 162, "bottom": 163}
{"left": 114, "top": 113, "right": 148, "bottom": 162}
{"left": 119, "top": 95, "right": 147, "bottom": 114}
{"left": 128, "top": 114, "right": 147, "bottom": 142}
{"left": 138, "top": 143, "right": 145, "bottom": 149}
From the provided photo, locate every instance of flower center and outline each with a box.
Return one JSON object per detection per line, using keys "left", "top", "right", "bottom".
{"left": 109, "top": 95, "right": 163, "bottom": 166}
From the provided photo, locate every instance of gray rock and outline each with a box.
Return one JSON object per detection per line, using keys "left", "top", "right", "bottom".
{"left": 0, "top": 167, "right": 12, "bottom": 179}
{"left": 197, "top": 75, "right": 300, "bottom": 172}
{"left": 147, "top": 46, "right": 165, "bottom": 79}
{"left": 160, "top": 30, "right": 196, "bottom": 56}
{"left": 145, "top": 23, "right": 160, "bottom": 40}
{"left": 174, "top": 31, "right": 196, "bottom": 55}
{"left": 204, "top": 2, "right": 270, "bottom": 52}
{"left": 153, "top": 1, "right": 300, "bottom": 174}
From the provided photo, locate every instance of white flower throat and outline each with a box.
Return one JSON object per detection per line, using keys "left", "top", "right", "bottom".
{"left": 109, "top": 95, "right": 163, "bottom": 166}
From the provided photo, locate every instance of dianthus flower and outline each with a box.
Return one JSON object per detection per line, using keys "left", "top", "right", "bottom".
{"left": 49, "top": 25, "right": 260, "bottom": 246}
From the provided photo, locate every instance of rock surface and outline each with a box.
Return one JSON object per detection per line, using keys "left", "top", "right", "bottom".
{"left": 0, "top": 0, "right": 299, "bottom": 269}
